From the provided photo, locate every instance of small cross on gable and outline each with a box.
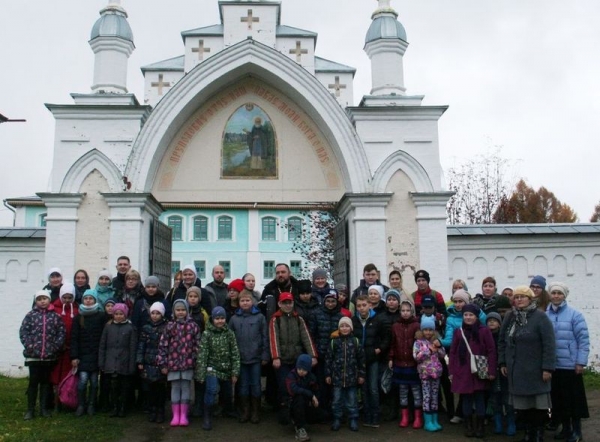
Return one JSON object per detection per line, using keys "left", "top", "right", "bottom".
{"left": 192, "top": 40, "right": 211, "bottom": 61}
{"left": 328, "top": 76, "right": 347, "bottom": 97}
{"left": 289, "top": 41, "right": 308, "bottom": 63}
{"left": 241, "top": 9, "right": 259, "bottom": 30}
{"left": 151, "top": 74, "right": 171, "bottom": 96}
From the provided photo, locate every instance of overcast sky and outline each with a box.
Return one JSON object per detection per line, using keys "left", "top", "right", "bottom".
{"left": 1, "top": 0, "right": 599, "bottom": 225}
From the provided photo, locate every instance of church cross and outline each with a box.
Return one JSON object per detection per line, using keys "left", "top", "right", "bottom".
{"left": 192, "top": 39, "right": 211, "bottom": 60}
{"left": 289, "top": 41, "right": 308, "bottom": 63}
{"left": 151, "top": 74, "right": 171, "bottom": 96}
{"left": 241, "top": 9, "right": 259, "bottom": 30}
{"left": 328, "top": 76, "right": 347, "bottom": 97}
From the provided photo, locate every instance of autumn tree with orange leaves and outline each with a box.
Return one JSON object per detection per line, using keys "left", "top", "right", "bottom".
{"left": 493, "top": 179, "right": 578, "bottom": 223}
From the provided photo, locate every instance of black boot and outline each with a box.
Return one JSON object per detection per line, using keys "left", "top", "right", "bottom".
{"left": 39, "top": 384, "right": 52, "bottom": 418}
{"left": 535, "top": 426, "right": 545, "bottom": 442}
{"left": 156, "top": 405, "right": 165, "bottom": 423}
{"left": 250, "top": 396, "right": 260, "bottom": 424}
{"left": 24, "top": 386, "right": 37, "bottom": 420}
{"left": 475, "top": 415, "right": 485, "bottom": 438}
{"left": 203, "top": 404, "right": 213, "bottom": 431}
{"left": 567, "top": 419, "right": 582, "bottom": 442}
{"left": 148, "top": 406, "right": 157, "bottom": 422}
{"left": 239, "top": 396, "right": 250, "bottom": 423}
{"left": 464, "top": 415, "right": 475, "bottom": 437}
{"left": 76, "top": 389, "right": 86, "bottom": 417}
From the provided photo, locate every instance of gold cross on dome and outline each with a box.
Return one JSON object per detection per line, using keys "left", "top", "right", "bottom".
{"left": 289, "top": 41, "right": 308, "bottom": 63}
{"left": 328, "top": 76, "right": 347, "bottom": 97}
{"left": 241, "top": 9, "right": 259, "bottom": 30}
{"left": 151, "top": 74, "right": 171, "bottom": 96}
{"left": 192, "top": 40, "right": 211, "bottom": 60}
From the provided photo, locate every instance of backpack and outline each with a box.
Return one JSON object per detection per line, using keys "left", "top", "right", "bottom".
{"left": 57, "top": 368, "right": 79, "bottom": 409}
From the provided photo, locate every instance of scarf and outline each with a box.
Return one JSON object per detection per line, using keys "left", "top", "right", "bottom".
{"left": 79, "top": 302, "right": 101, "bottom": 316}
{"left": 508, "top": 301, "right": 538, "bottom": 341}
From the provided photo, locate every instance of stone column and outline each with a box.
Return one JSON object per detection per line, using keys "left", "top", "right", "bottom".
{"left": 102, "top": 193, "right": 164, "bottom": 277}
{"left": 338, "top": 193, "right": 393, "bottom": 289}
{"left": 37, "top": 193, "right": 85, "bottom": 279}
{"left": 410, "top": 192, "right": 454, "bottom": 294}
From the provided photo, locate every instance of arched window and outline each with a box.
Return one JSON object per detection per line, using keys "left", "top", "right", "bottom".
{"left": 287, "top": 216, "right": 302, "bottom": 241}
{"left": 168, "top": 215, "right": 183, "bottom": 241}
{"left": 217, "top": 216, "right": 233, "bottom": 240}
{"left": 262, "top": 216, "right": 277, "bottom": 241}
{"left": 193, "top": 216, "right": 208, "bottom": 241}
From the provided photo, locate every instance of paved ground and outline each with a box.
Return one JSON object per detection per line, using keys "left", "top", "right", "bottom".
{"left": 121, "top": 392, "right": 600, "bottom": 442}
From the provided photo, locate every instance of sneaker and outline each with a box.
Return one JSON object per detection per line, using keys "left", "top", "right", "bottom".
{"left": 450, "top": 416, "right": 463, "bottom": 424}
{"left": 295, "top": 427, "right": 310, "bottom": 441}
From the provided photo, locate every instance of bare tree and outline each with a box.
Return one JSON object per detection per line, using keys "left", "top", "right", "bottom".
{"left": 446, "top": 147, "right": 515, "bottom": 224}
{"left": 279, "top": 206, "right": 339, "bottom": 279}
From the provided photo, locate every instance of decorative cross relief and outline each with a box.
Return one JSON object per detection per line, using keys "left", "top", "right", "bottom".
{"left": 289, "top": 41, "right": 308, "bottom": 63}
{"left": 241, "top": 9, "right": 259, "bottom": 30}
{"left": 151, "top": 74, "right": 171, "bottom": 96}
{"left": 328, "top": 76, "right": 347, "bottom": 97}
{"left": 192, "top": 39, "right": 211, "bottom": 61}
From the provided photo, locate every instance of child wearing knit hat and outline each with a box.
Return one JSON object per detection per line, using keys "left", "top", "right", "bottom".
{"left": 414, "top": 315, "right": 445, "bottom": 432}
{"left": 98, "top": 301, "right": 136, "bottom": 417}
{"left": 287, "top": 354, "right": 324, "bottom": 442}
{"left": 326, "top": 317, "right": 365, "bottom": 432}
{"left": 136, "top": 302, "right": 168, "bottom": 423}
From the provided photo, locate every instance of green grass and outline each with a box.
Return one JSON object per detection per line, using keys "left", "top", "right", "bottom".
{"left": 0, "top": 376, "right": 125, "bottom": 442}
{"left": 583, "top": 368, "right": 600, "bottom": 391}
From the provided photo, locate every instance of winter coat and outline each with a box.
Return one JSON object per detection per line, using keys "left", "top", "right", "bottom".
{"left": 498, "top": 308, "right": 556, "bottom": 396}
{"left": 377, "top": 308, "right": 399, "bottom": 357}
{"left": 441, "top": 305, "right": 487, "bottom": 349}
{"left": 205, "top": 281, "right": 229, "bottom": 308}
{"left": 350, "top": 279, "right": 389, "bottom": 306}
{"left": 70, "top": 310, "right": 107, "bottom": 372}
{"left": 449, "top": 324, "right": 497, "bottom": 394}
{"left": 269, "top": 310, "right": 317, "bottom": 364}
{"left": 157, "top": 317, "right": 200, "bottom": 373}
{"left": 112, "top": 273, "right": 126, "bottom": 302}
{"left": 294, "top": 296, "right": 320, "bottom": 325}
{"left": 195, "top": 322, "right": 240, "bottom": 381}
{"left": 96, "top": 284, "right": 116, "bottom": 308}
{"left": 122, "top": 283, "right": 144, "bottom": 315}
{"left": 473, "top": 293, "right": 500, "bottom": 315}
{"left": 99, "top": 320, "right": 137, "bottom": 375}
{"left": 352, "top": 310, "right": 384, "bottom": 364}
{"left": 20, "top": 306, "right": 66, "bottom": 361}
{"left": 311, "top": 283, "right": 331, "bottom": 304}
{"left": 131, "top": 291, "right": 172, "bottom": 331}
{"left": 74, "top": 283, "right": 90, "bottom": 305}
{"left": 413, "top": 338, "right": 445, "bottom": 380}
{"left": 389, "top": 316, "right": 420, "bottom": 367}
{"left": 189, "top": 304, "right": 208, "bottom": 335}
{"left": 546, "top": 301, "right": 589, "bottom": 369}
{"left": 229, "top": 306, "right": 269, "bottom": 364}
{"left": 411, "top": 288, "right": 448, "bottom": 317}
{"left": 325, "top": 332, "right": 366, "bottom": 387}
{"left": 310, "top": 304, "right": 344, "bottom": 358}
{"left": 286, "top": 368, "right": 318, "bottom": 399}
{"left": 136, "top": 318, "right": 168, "bottom": 382}
{"left": 42, "top": 283, "right": 62, "bottom": 303}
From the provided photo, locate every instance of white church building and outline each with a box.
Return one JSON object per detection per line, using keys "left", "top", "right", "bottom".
{"left": 2, "top": 0, "right": 600, "bottom": 376}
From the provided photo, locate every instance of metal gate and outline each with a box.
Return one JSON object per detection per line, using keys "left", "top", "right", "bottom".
{"left": 150, "top": 218, "right": 172, "bottom": 290}
{"left": 332, "top": 218, "right": 349, "bottom": 287}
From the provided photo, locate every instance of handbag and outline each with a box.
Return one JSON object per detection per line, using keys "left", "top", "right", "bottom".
{"left": 381, "top": 367, "right": 393, "bottom": 394}
{"left": 57, "top": 367, "right": 79, "bottom": 409}
{"left": 460, "top": 328, "right": 489, "bottom": 380}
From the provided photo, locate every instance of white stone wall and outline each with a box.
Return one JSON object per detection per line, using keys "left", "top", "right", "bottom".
{"left": 315, "top": 72, "right": 354, "bottom": 108}
{"left": 0, "top": 238, "right": 45, "bottom": 377}
{"left": 184, "top": 37, "right": 224, "bottom": 73}
{"left": 222, "top": 4, "right": 278, "bottom": 48}
{"left": 448, "top": 232, "right": 600, "bottom": 367}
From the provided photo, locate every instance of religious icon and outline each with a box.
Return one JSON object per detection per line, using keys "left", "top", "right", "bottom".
{"left": 222, "top": 103, "right": 277, "bottom": 178}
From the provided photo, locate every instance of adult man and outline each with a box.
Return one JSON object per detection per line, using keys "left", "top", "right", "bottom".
{"left": 411, "top": 270, "right": 447, "bottom": 317}
{"left": 261, "top": 263, "right": 299, "bottom": 321}
{"left": 204, "top": 265, "right": 229, "bottom": 308}
{"left": 112, "top": 256, "right": 131, "bottom": 301}
{"left": 350, "top": 263, "right": 389, "bottom": 307}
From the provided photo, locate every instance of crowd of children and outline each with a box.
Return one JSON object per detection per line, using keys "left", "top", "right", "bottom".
{"left": 19, "top": 265, "right": 589, "bottom": 442}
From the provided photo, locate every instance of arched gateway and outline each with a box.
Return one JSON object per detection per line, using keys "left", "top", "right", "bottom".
{"left": 40, "top": 0, "right": 452, "bottom": 292}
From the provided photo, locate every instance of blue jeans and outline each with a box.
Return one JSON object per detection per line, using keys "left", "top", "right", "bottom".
{"left": 275, "top": 363, "right": 294, "bottom": 405}
{"left": 332, "top": 386, "right": 359, "bottom": 419}
{"left": 204, "top": 374, "right": 233, "bottom": 410}
{"left": 239, "top": 362, "right": 262, "bottom": 398}
{"left": 78, "top": 371, "right": 99, "bottom": 393}
{"left": 362, "top": 361, "right": 380, "bottom": 418}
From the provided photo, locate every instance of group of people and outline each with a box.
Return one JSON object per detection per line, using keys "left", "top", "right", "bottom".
{"left": 19, "top": 258, "right": 589, "bottom": 442}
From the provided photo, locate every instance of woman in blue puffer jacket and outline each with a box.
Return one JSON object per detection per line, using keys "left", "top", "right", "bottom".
{"left": 546, "top": 282, "right": 589, "bottom": 442}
